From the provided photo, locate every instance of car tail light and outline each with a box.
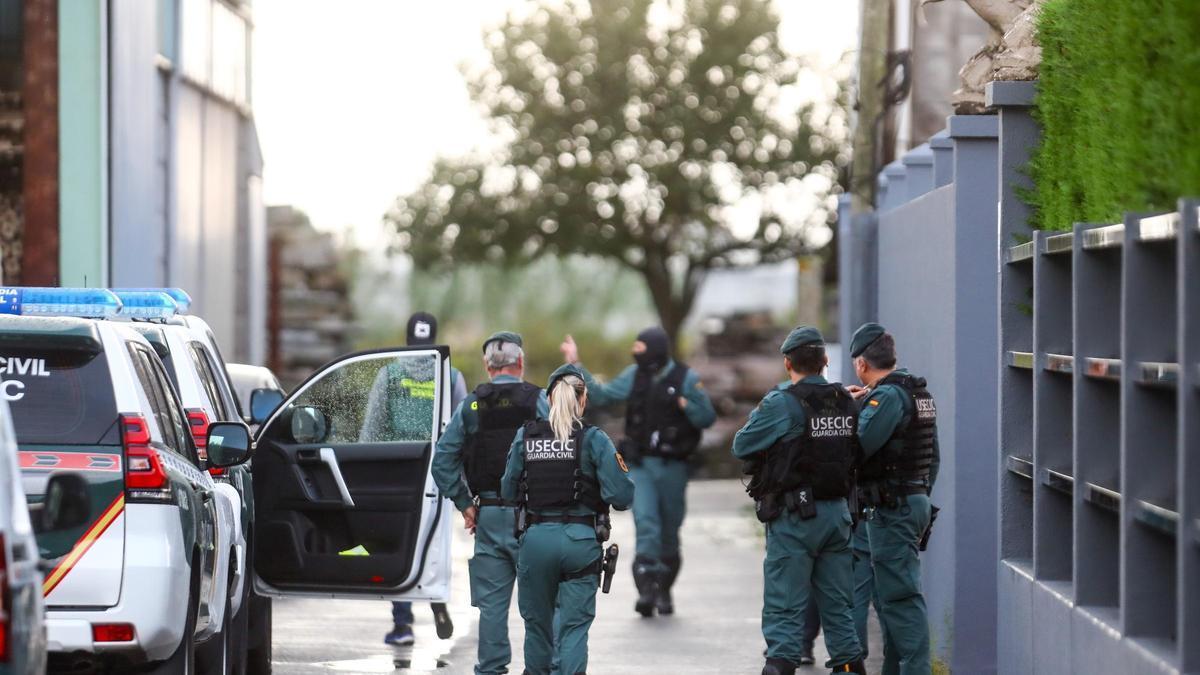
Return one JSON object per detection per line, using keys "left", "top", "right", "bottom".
{"left": 122, "top": 414, "right": 171, "bottom": 501}
{"left": 187, "top": 408, "right": 225, "bottom": 476}
{"left": 0, "top": 535, "right": 9, "bottom": 662}
{"left": 92, "top": 623, "right": 135, "bottom": 642}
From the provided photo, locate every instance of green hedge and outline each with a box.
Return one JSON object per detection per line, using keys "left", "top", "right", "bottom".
{"left": 1030, "top": 0, "right": 1200, "bottom": 232}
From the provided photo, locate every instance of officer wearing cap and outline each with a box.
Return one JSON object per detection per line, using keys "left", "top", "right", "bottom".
{"left": 501, "top": 364, "right": 635, "bottom": 675}
{"left": 431, "top": 331, "right": 547, "bottom": 674}
{"left": 847, "top": 322, "right": 940, "bottom": 675}
{"left": 376, "top": 311, "right": 467, "bottom": 646}
{"left": 733, "top": 326, "right": 865, "bottom": 675}
{"left": 560, "top": 328, "right": 715, "bottom": 617}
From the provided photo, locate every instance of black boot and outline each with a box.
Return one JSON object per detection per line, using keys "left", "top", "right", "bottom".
{"left": 655, "top": 554, "right": 681, "bottom": 615}
{"left": 762, "top": 657, "right": 797, "bottom": 675}
{"left": 829, "top": 660, "right": 866, "bottom": 674}
{"left": 631, "top": 555, "right": 660, "bottom": 618}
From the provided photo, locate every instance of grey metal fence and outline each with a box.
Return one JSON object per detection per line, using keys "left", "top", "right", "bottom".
{"left": 998, "top": 206, "right": 1199, "bottom": 674}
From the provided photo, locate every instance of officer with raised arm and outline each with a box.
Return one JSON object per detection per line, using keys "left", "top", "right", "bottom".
{"left": 501, "top": 364, "right": 635, "bottom": 675}
{"left": 732, "top": 326, "right": 865, "bottom": 675}
{"left": 560, "top": 328, "right": 715, "bottom": 617}
{"left": 847, "top": 323, "right": 940, "bottom": 675}
{"left": 430, "top": 331, "right": 547, "bottom": 674}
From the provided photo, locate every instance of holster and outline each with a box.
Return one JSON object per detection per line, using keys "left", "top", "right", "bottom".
{"left": 513, "top": 503, "right": 528, "bottom": 539}
{"left": 755, "top": 492, "right": 782, "bottom": 523}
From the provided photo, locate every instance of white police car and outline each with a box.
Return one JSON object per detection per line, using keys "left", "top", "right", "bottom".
{"left": 6, "top": 288, "right": 458, "bottom": 672}
{"left": 0, "top": 289, "right": 246, "bottom": 673}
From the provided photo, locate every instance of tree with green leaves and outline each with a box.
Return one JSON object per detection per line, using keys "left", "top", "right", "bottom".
{"left": 388, "top": 0, "right": 847, "bottom": 349}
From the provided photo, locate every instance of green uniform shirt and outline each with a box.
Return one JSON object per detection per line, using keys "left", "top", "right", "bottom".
{"left": 731, "top": 375, "right": 828, "bottom": 459}
{"left": 431, "top": 374, "right": 549, "bottom": 512}
{"left": 500, "top": 424, "right": 635, "bottom": 513}
{"left": 857, "top": 368, "right": 940, "bottom": 488}
{"left": 577, "top": 359, "right": 717, "bottom": 429}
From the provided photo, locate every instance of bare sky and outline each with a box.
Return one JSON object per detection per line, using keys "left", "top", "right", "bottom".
{"left": 252, "top": 0, "right": 859, "bottom": 246}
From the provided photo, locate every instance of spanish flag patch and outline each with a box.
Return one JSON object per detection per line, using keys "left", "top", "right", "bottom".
{"left": 868, "top": 399, "right": 880, "bottom": 407}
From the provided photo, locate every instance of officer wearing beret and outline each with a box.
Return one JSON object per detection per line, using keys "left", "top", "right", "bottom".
{"left": 431, "top": 331, "right": 548, "bottom": 674}
{"left": 501, "top": 364, "right": 635, "bottom": 675}
{"left": 560, "top": 327, "right": 715, "bottom": 617}
{"left": 847, "top": 323, "right": 940, "bottom": 675}
{"left": 733, "top": 326, "right": 866, "bottom": 675}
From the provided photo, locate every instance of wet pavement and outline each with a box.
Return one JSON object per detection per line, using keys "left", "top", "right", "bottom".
{"left": 271, "top": 479, "right": 883, "bottom": 674}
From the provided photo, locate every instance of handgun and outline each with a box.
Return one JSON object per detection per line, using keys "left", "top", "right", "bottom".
{"left": 601, "top": 544, "right": 619, "bottom": 593}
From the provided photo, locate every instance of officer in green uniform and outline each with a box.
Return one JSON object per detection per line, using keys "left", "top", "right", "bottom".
{"left": 560, "top": 328, "right": 715, "bottom": 616}
{"left": 370, "top": 311, "right": 465, "bottom": 646}
{"left": 847, "top": 322, "right": 940, "bottom": 675}
{"left": 501, "top": 364, "right": 635, "bottom": 675}
{"left": 733, "top": 326, "right": 866, "bottom": 675}
{"left": 431, "top": 331, "right": 548, "bottom": 675}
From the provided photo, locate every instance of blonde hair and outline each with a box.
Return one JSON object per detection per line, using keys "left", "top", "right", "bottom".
{"left": 548, "top": 374, "right": 586, "bottom": 443}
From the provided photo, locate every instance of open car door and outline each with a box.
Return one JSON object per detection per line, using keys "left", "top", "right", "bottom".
{"left": 251, "top": 347, "right": 453, "bottom": 600}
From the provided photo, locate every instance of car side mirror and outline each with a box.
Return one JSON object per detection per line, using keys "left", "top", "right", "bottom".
{"left": 207, "top": 421, "right": 254, "bottom": 468}
{"left": 290, "top": 406, "right": 328, "bottom": 444}
{"left": 250, "top": 388, "right": 285, "bottom": 425}
{"left": 35, "top": 473, "right": 90, "bottom": 534}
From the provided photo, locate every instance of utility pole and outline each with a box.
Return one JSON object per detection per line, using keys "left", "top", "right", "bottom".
{"left": 851, "top": 0, "right": 892, "bottom": 213}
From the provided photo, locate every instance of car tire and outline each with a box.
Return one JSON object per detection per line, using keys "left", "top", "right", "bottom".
{"left": 197, "top": 581, "right": 233, "bottom": 675}
{"left": 245, "top": 593, "right": 272, "bottom": 675}
{"left": 149, "top": 564, "right": 199, "bottom": 675}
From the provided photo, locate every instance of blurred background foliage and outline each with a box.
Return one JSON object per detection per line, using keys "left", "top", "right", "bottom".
{"left": 387, "top": 0, "right": 848, "bottom": 350}
{"left": 1030, "top": 0, "right": 1200, "bottom": 232}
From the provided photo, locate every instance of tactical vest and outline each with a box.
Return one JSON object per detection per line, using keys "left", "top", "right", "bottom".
{"left": 859, "top": 372, "right": 937, "bottom": 487}
{"left": 520, "top": 420, "right": 606, "bottom": 512}
{"left": 760, "top": 383, "right": 860, "bottom": 499}
{"left": 463, "top": 381, "right": 541, "bottom": 495}
{"left": 625, "top": 363, "right": 701, "bottom": 459}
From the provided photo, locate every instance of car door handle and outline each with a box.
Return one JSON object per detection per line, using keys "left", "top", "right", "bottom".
{"left": 319, "top": 447, "right": 356, "bottom": 508}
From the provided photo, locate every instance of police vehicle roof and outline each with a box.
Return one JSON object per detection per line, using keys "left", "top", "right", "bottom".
{"left": 0, "top": 315, "right": 104, "bottom": 350}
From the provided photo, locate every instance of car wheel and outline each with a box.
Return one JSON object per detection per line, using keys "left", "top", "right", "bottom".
{"left": 197, "top": 585, "right": 233, "bottom": 675}
{"left": 149, "top": 565, "right": 199, "bottom": 675}
{"left": 245, "top": 593, "right": 272, "bottom": 675}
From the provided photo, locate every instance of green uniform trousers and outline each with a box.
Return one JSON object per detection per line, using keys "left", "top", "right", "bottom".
{"left": 866, "top": 493, "right": 932, "bottom": 675}
{"left": 517, "top": 522, "right": 601, "bottom": 675}
{"left": 630, "top": 456, "right": 688, "bottom": 564}
{"left": 762, "top": 499, "right": 863, "bottom": 667}
{"left": 468, "top": 504, "right": 522, "bottom": 675}
{"left": 851, "top": 524, "right": 876, "bottom": 659}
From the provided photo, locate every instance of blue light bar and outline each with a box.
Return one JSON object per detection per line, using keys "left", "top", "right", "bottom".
{"left": 113, "top": 290, "right": 179, "bottom": 319}
{"left": 118, "top": 288, "right": 192, "bottom": 313}
{"left": 0, "top": 287, "right": 123, "bottom": 318}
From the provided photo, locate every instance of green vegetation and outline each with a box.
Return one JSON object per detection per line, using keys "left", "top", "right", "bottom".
{"left": 1030, "top": 0, "right": 1200, "bottom": 231}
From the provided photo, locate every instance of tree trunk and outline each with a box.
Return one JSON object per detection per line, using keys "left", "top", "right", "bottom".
{"left": 639, "top": 253, "right": 698, "bottom": 357}
{"left": 850, "top": 0, "right": 892, "bottom": 214}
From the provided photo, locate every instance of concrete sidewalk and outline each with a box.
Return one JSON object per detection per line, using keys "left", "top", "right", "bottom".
{"left": 272, "top": 479, "right": 883, "bottom": 673}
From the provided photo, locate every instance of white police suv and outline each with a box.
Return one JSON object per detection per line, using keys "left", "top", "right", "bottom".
{"left": 0, "top": 289, "right": 247, "bottom": 674}
{"left": 6, "top": 288, "right": 458, "bottom": 673}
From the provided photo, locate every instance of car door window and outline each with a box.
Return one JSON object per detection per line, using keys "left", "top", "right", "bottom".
{"left": 188, "top": 343, "right": 229, "bottom": 420}
{"left": 128, "top": 344, "right": 191, "bottom": 460}
{"left": 287, "top": 353, "right": 439, "bottom": 445}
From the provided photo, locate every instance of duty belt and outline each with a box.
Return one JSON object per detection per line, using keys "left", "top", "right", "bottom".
{"left": 473, "top": 496, "right": 516, "bottom": 508}
{"left": 526, "top": 512, "right": 596, "bottom": 527}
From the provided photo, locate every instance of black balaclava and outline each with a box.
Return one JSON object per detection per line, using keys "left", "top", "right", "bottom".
{"left": 406, "top": 312, "right": 438, "bottom": 346}
{"left": 634, "top": 326, "right": 670, "bottom": 372}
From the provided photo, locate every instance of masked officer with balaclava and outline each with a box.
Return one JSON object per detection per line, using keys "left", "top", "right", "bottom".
{"left": 560, "top": 328, "right": 715, "bottom": 617}
{"left": 430, "top": 331, "right": 548, "bottom": 674}
{"left": 379, "top": 311, "right": 468, "bottom": 646}
{"left": 732, "top": 326, "right": 866, "bottom": 675}
{"left": 846, "top": 322, "right": 939, "bottom": 675}
{"left": 501, "top": 364, "right": 635, "bottom": 675}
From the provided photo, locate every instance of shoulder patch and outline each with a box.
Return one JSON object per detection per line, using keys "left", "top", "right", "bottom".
{"left": 868, "top": 399, "right": 880, "bottom": 407}
{"left": 615, "top": 452, "right": 630, "bottom": 473}
{"left": 470, "top": 400, "right": 479, "bottom": 410}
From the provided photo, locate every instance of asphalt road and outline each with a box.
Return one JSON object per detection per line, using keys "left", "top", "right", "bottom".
{"left": 271, "top": 479, "right": 883, "bottom": 674}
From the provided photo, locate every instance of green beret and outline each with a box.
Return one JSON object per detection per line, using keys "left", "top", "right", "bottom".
{"left": 780, "top": 325, "right": 825, "bottom": 354}
{"left": 481, "top": 331, "right": 523, "bottom": 353}
{"left": 850, "top": 322, "right": 886, "bottom": 358}
{"left": 547, "top": 363, "right": 586, "bottom": 392}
